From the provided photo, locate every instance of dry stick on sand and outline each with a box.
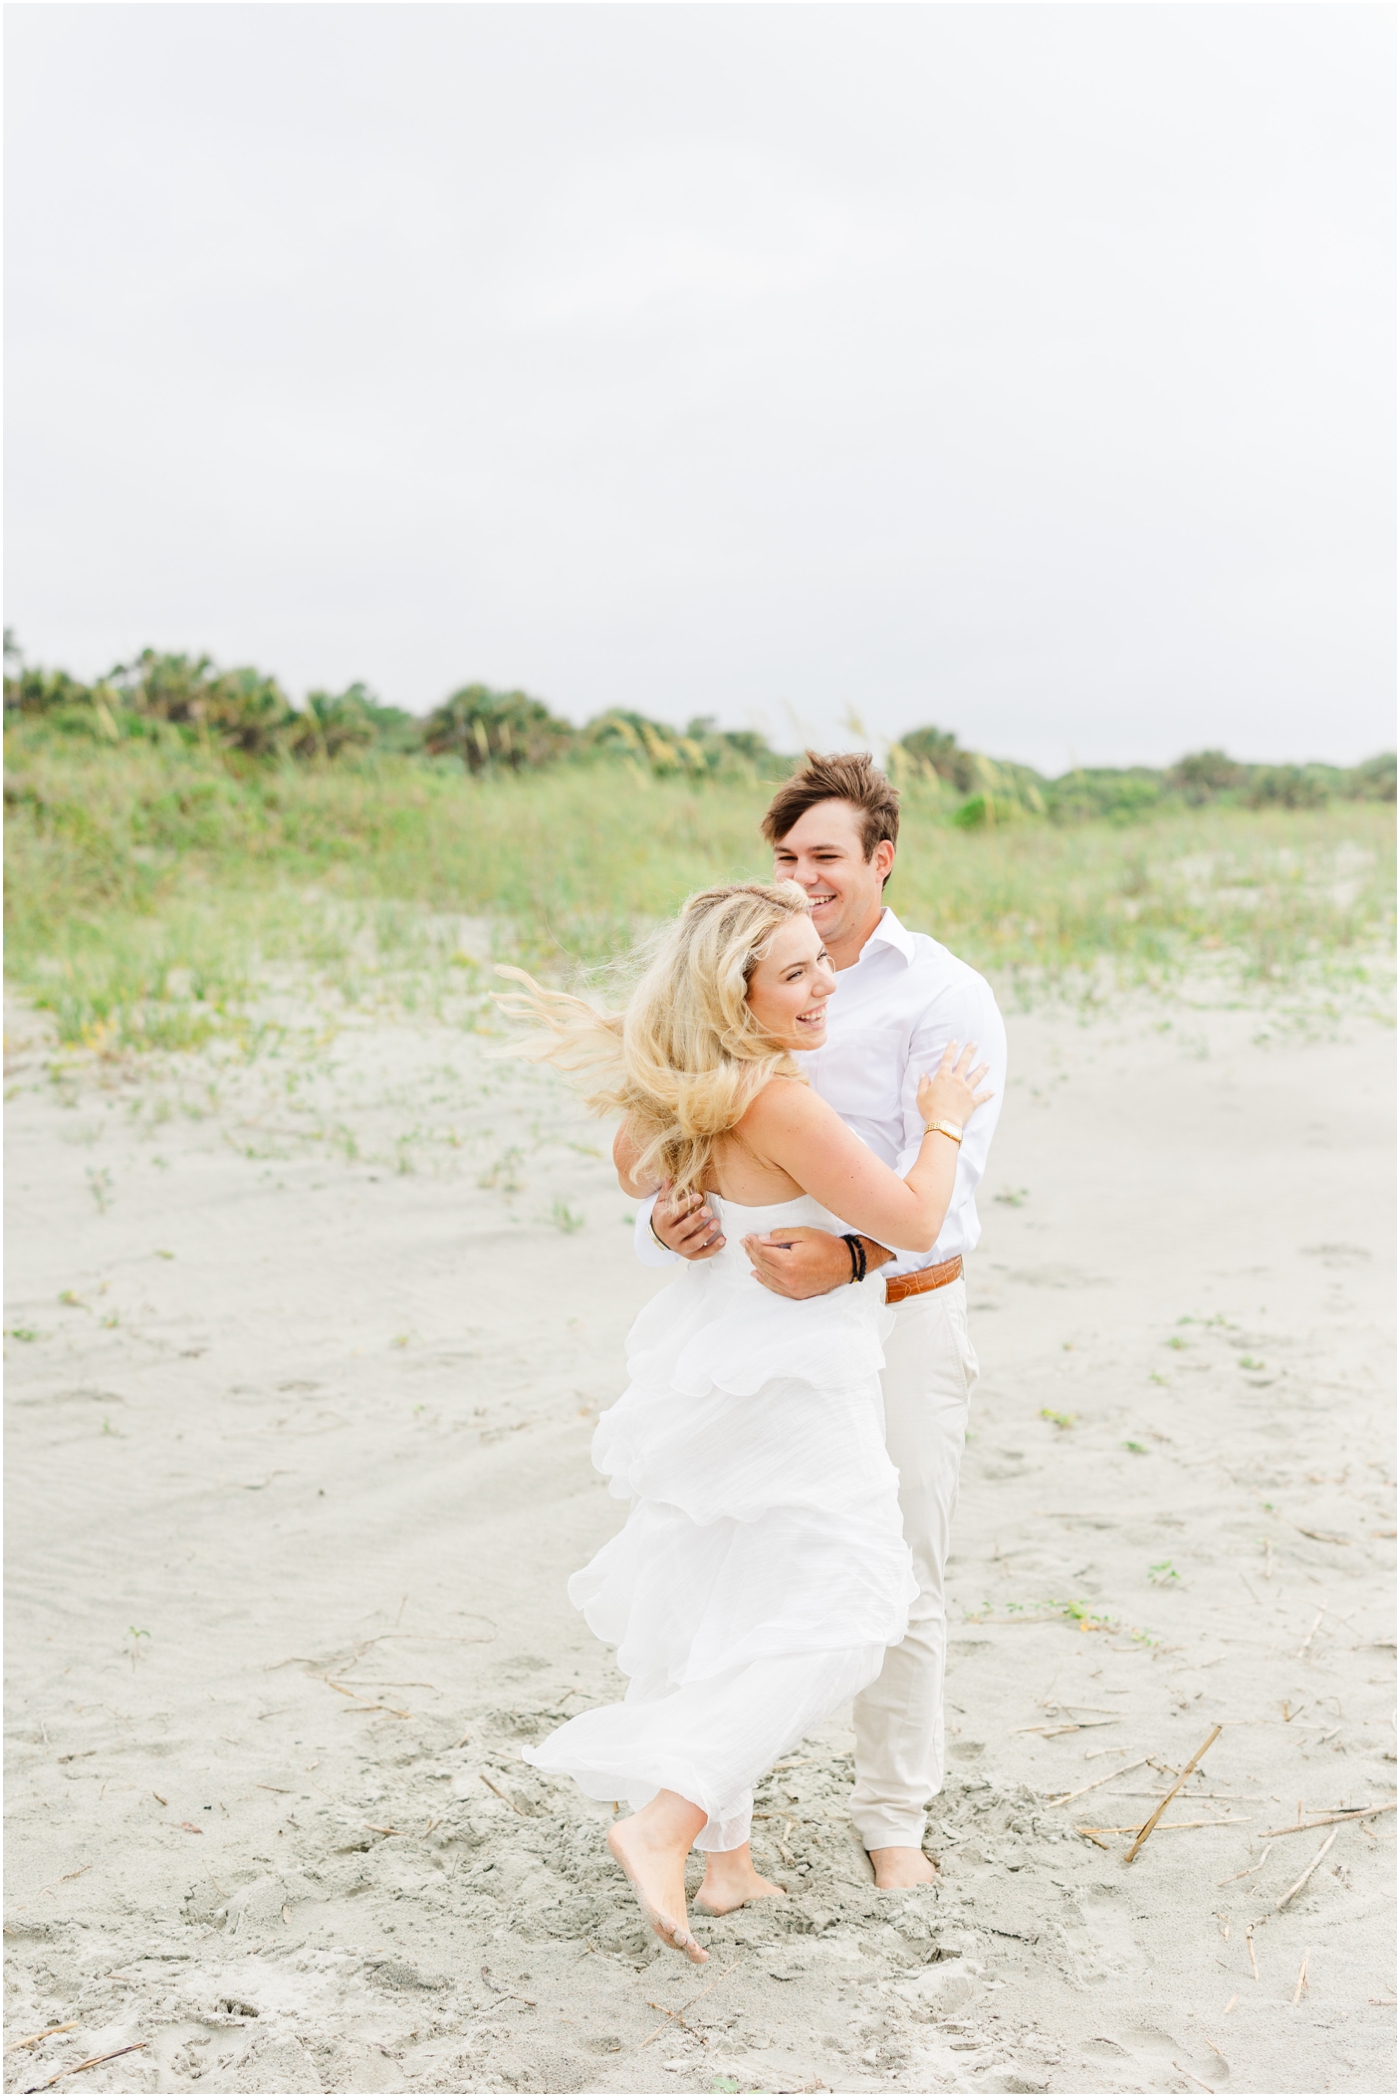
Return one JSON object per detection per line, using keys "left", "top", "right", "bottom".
{"left": 1173, "top": 2066, "right": 1214, "bottom": 2094}
{"left": 1079, "top": 1819, "right": 1247, "bottom": 1836}
{"left": 1245, "top": 1928, "right": 1259, "bottom": 1982}
{"left": 6, "top": 2027, "right": 78, "bottom": 2055}
{"left": 1046, "top": 1758, "right": 1149, "bottom": 1806}
{"left": 24, "top": 2042, "right": 146, "bottom": 2093}
{"left": 1292, "top": 1951, "right": 1311, "bottom": 2004}
{"left": 1013, "top": 1718, "right": 1121, "bottom": 1736}
{"left": 1259, "top": 1803, "right": 1395, "bottom": 1838}
{"left": 1223, "top": 1995, "right": 1240, "bottom": 2016}
{"left": 1218, "top": 1844, "right": 1272, "bottom": 1887}
{"left": 1124, "top": 1725, "right": 1222, "bottom": 1863}
{"left": 1111, "top": 1790, "right": 1244, "bottom": 1804}
{"left": 638, "top": 1960, "right": 741, "bottom": 2048}
{"left": 1296, "top": 1609, "right": 1325, "bottom": 1658}
{"left": 480, "top": 1773, "right": 527, "bottom": 1816}
{"left": 1276, "top": 1829, "right": 1339, "bottom": 1910}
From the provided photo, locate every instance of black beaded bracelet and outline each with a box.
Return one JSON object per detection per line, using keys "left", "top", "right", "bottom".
{"left": 841, "top": 1233, "right": 867, "bottom": 1284}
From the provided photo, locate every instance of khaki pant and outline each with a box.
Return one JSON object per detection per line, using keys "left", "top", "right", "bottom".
{"left": 850, "top": 1277, "right": 979, "bottom": 1852}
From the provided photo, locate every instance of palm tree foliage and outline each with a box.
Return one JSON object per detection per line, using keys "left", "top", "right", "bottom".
{"left": 895, "top": 724, "right": 978, "bottom": 795}
{"left": 5, "top": 643, "right": 405, "bottom": 769}
{"left": 3, "top": 634, "right": 1393, "bottom": 817}
{"left": 423, "top": 685, "right": 576, "bottom": 772}
{"left": 5, "top": 663, "right": 101, "bottom": 718}
{"left": 290, "top": 686, "right": 380, "bottom": 763}
{"left": 101, "top": 650, "right": 294, "bottom": 758}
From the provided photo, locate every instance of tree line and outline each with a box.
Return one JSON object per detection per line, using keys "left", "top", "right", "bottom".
{"left": 4, "top": 634, "right": 1393, "bottom": 824}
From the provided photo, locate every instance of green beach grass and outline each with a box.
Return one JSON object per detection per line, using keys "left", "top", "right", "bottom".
{"left": 5, "top": 726, "right": 1394, "bottom": 1052}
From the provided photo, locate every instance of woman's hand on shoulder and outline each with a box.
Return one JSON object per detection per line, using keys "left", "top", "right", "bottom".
{"left": 916, "top": 1042, "right": 994, "bottom": 1133}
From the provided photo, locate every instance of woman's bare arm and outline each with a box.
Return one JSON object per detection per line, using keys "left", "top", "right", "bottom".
{"left": 738, "top": 1049, "right": 990, "bottom": 1253}
{"left": 613, "top": 1121, "right": 657, "bottom": 1198}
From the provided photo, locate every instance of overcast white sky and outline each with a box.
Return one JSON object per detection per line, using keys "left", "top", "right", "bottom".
{"left": 5, "top": 4, "right": 1394, "bottom": 770}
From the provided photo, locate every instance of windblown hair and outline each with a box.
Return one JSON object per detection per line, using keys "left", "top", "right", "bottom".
{"left": 494, "top": 881, "right": 812, "bottom": 1198}
{"left": 761, "top": 748, "right": 900, "bottom": 862}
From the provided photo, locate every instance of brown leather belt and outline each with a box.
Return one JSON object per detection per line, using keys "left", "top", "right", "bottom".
{"left": 884, "top": 1254, "right": 962, "bottom": 1305}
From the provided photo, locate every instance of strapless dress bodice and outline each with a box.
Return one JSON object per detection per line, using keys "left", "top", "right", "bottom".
{"left": 700, "top": 1193, "right": 845, "bottom": 1276}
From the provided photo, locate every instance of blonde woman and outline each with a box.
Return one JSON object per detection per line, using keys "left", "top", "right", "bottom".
{"left": 498, "top": 882, "right": 991, "bottom": 1964}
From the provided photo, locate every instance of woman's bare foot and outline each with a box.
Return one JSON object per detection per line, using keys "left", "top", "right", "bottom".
{"left": 695, "top": 1840, "right": 788, "bottom": 1915}
{"left": 606, "top": 1791, "right": 709, "bottom": 1963}
{"left": 868, "top": 1844, "right": 938, "bottom": 1890}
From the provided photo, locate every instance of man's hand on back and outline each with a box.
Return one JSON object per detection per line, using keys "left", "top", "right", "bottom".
{"left": 650, "top": 1183, "right": 726, "bottom": 1261}
{"left": 741, "top": 1227, "right": 894, "bottom": 1299}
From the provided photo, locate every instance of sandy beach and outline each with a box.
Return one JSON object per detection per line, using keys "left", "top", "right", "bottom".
{"left": 5, "top": 964, "right": 1395, "bottom": 2096}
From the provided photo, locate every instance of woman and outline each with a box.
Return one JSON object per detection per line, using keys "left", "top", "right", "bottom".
{"left": 497, "top": 882, "right": 990, "bottom": 1964}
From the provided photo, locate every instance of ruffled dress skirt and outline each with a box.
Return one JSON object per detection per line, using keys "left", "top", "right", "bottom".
{"left": 522, "top": 1196, "right": 917, "bottom": 1850}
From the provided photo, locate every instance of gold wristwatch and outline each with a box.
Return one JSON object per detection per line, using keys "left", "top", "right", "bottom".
{"left": 925, "top": 1119, "right": 964, "bottom": 1145}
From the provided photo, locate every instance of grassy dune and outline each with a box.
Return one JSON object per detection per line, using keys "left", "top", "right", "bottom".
{"left": 5, "top": 729, "right": 1394, "bottom": 1050}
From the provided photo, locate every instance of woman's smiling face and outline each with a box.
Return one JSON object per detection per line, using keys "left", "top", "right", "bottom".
{"left": 746, "top": 913, "right": 836, "bottom": 1052}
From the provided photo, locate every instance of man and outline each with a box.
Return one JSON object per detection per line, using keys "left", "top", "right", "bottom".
{"left": 633, "top": 750, "right": 1006, "bottom": 1890}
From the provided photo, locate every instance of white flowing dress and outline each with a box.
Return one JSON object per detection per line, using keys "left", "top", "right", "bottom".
{"left": 522, "top": 1195, "right": 918, "bottom": 1852}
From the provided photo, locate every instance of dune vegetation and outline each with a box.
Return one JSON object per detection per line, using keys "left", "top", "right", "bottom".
{"left": 5, "top": 637, "right": 1395, "bottom": 1052}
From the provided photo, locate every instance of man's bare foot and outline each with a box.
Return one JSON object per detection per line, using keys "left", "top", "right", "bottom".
{"left": 868, "top": 1844, "right": 938, "bottom": 1890}
{"left": 694, "top": 1841, "right": 788, "bottom": 1915}
{"left": 606, "top": 1792, "right": 709, "bottom": 1963}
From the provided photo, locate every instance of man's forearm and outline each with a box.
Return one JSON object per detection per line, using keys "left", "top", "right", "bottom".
{"left": 744, "top": 1224, "right": 894, "bottom": 1300}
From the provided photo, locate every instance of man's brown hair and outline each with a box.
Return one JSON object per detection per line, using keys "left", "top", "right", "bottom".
{"left": 761, "top": 749, "right": 901, "bottom": 860}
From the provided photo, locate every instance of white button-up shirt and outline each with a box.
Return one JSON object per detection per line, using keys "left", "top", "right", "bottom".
{"left": 634, "top": 906, "right": 1007, "bottom": 1275}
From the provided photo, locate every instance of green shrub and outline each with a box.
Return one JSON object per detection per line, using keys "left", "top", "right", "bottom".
{"left": 1246, "top": 765, "right": 1331, "bottom": 810}
{"left": 1167, "top": 749, "right": 1247, "bottom": 801}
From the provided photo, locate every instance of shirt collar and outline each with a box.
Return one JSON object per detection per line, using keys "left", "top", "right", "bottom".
{"left": 856, "top": 906, "right": 916, "bottom": 967}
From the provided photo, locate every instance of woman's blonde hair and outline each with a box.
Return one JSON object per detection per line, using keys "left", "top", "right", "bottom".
{"left": 494, "top": 880, "right": 813, "bottom": 1197}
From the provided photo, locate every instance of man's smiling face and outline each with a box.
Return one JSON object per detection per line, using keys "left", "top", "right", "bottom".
{"left": 771, "top": 797, "right": 895, "bottom": 967}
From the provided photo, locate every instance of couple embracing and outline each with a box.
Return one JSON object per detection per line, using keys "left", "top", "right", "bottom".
{"left": 502, "top": 751, "right": 1006, "bottom": 1963}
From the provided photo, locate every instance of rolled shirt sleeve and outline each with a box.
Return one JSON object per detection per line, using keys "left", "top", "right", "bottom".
{"left": 633, "top": 1192, "right": 680, "bottom": 1269}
